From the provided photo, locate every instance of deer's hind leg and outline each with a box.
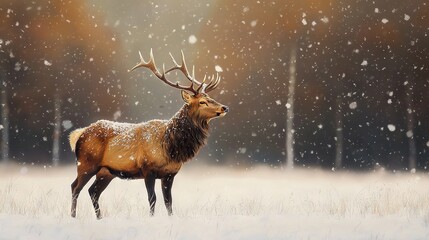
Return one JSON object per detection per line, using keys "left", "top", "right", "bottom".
{"left": 70, "top": 157, "right": 99, "bottom": 218}
{"left": 88, "top": 167, "right": 115, "bottom": 219}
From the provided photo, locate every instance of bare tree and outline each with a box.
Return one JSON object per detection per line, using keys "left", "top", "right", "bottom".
{"left": 335, "top": 74, "right": 344, "bottom": 169}
{"left": 286, "top": 46, "right": 297, "bottom": 169}
{"left": 0, "top": 67, "right": 9, "bottom": 162}
{"left": 52, "top": 93, "right": 61, "bottom": 166}
{"left": 405, "top": 78, "right": 416, "bottom": 171}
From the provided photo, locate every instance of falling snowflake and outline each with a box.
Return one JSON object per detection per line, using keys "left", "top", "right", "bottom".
{"left": 188, "top": 35, "right": 197, "bottom": 44}
{"left": 44, "top": 60, "right": 52, "bottom": 66}
{"left": 387, "top": 124, "right": 396, "bottom": 132}
{"left": 14, "top": 62, "right": 21, "bottom": 71}
{"left": 349, "top": 102, "right": 357, "bottom": 109}
{"left": 250, "top": 20, "right": 257, "bottom": 27}
{"left": 62, "top": 120, "right": 73, "bottom": 130}
{"left": 238, "top": 147, "right": 247, "bottom": 154}
{"left": 404, "top": 14, "right": 410, "bottom": 21}
{"left": 381, "top": 18, "right": 389, "bottom": 24}
{"left": 302, "top": 19, "right": 307, "bottom": 25}
{"left": 361, "top": 60, "right": 368, "bottom": 66}
{"left": 113, "top": 110, "right": 121, "bottom": 120}
{"left": 320, "top": 16, "right": 329, "bottom": 23}
{"left": 215, "top": 65, "right": 223, "bottom": 72}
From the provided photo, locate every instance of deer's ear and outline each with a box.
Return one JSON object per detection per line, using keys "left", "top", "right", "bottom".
{"left": 181, "top": 90, "right": 192, "bottom": 103}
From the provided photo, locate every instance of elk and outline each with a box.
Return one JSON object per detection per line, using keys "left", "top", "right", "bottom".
{"left": 69, "top": 49, "right": 228, "bottom": 219}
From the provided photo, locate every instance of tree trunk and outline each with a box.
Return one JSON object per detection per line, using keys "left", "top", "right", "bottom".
{"left": 335, "top": 77, "right": 344, "bottom": 169}
{"left": 1, "top": 68, "right": 9, "bottom": 162}
{"left": 286, "top": 47, "right": 297, "bottom": 169}
{"left": 406, "top": 80, "right": 416, "bottom": 171}
{"left": 52, "top": 94, "right": 61, "bottom": 166}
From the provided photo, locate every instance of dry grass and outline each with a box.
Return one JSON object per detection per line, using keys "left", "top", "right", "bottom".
{"left": 1, "top": 164, "right": 429, "bottom": 239}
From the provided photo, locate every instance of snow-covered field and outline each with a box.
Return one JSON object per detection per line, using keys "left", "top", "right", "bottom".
{"left": 1, "top": 164, "right": 429, "bottom": 239}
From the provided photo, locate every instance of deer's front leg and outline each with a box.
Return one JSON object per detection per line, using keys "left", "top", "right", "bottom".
{"left": 161, "top": 174, "right": 176, "bottom": 216}
{"left": 144, "top": 175, "right": 156, "bottom": 216}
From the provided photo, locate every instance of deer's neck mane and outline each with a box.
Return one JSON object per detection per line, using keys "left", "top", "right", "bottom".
{"left": 163, "top": 104, "right": 209, "bottom": 163}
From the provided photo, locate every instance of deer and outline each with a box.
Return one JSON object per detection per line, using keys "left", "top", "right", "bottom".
{"left": 69, "top": 49, "right": 228, "bottom": 219}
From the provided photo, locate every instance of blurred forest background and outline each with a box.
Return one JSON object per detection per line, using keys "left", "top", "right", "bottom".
{"left": 0, "top": 0, "right": 428, "bottom": 171}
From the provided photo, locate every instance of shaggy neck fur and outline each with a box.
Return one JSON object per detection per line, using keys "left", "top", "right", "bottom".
{"left": 163, "top": 104, "right": 209, "bottom": 163}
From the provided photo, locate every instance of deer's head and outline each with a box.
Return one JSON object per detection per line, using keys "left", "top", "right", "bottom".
{"left": 181, "top": 91, "right": 228, "bottom": 122}
{"left": 130, "top": 49, "right": 229, "bottom": 122}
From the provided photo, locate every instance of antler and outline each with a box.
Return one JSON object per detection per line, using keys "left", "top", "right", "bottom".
{"left": 130, "top": 49, "right": 221, "bottom": 94}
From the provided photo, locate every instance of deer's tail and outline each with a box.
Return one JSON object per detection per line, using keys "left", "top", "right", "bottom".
{"left": 69, "top": 128, "right": 87, "bottom": 152}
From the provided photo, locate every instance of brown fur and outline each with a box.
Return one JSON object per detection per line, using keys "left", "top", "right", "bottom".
{"left": 70, "top": 92, "right": 228, "bottom": 219}
{"left": 163, "top": 104, "right": 209, "bottom": 163}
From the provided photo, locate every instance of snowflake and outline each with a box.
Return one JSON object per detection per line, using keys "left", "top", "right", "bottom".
{"left": 44, "top": 60, "right": 52, "bottom": 66}
{"left": 188, "top": 35, "right": 197, "bottom": 44}
{"left": 387, "top": 124, "right": 396, "bottom": 132}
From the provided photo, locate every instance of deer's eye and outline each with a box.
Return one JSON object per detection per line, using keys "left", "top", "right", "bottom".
{"left": 199, "top": 101, "right": 208, "bottom": 106}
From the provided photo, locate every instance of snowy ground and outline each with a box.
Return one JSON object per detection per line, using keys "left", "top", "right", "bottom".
{"left": 1, "top": 164, "right": 429, "bottom": 240}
